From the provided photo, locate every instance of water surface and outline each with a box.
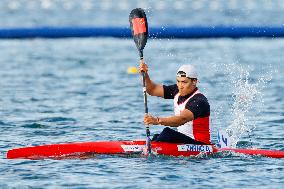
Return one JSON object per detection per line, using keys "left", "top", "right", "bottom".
{"left": 0, "top": 38, "right": 283, "bottom": 188}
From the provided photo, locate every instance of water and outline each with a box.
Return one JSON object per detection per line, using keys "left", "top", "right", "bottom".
{"left": 0, "top": 38, "right": 283, "bottom": 188}
{"left": 1, "top": 1, "right": 284, "bottom": 188}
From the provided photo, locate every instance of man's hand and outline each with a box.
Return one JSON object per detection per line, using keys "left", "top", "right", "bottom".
{"left": 139, "top": 59, "right": 148, "bottom": 73}
{"left": 144, "top": 114, "right": 159, "bottom": 125}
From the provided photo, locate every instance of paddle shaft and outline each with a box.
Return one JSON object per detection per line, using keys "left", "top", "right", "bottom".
{"left": 140, "top": 56, "right": 151, "bottom": 154}
{"left": 141, "top": 71, "right": 149, "bottom": 114}
{"left": 140, "top": 55, "right": 148, "bottom": 114}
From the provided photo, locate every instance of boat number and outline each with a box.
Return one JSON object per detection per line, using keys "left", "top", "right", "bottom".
{"left": 217, "top": 130, "right": 231, "bottom": 148}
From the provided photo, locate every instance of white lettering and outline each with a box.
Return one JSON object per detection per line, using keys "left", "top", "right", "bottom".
{"left": 177, "top": 144, "right": 213, "bottom": 153}
{"left": 121, "top": 145, "right": 144, "bottom": 152}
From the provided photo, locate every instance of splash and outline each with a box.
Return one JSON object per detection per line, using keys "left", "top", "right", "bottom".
{"left": 221, "top": 63, "right": 273, "bottom": 147}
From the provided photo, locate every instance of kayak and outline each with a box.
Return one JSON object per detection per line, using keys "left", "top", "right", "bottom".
{"left": 6, "top": 140, "right": 284, "bottom": 159}
{"left": 6, "top": 140, "right": 214, "bottom": 159}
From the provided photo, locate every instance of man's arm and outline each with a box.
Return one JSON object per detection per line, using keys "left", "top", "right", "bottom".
{"left": 139, "top": 60, "right": 164, "bottom": 98}
{"left": 144, "top": 109, "right": 194, "bottom": 127}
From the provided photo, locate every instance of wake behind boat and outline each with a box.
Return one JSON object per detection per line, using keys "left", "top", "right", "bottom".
{"left": 6, "top": 140, "right": 284, "bottom": 159}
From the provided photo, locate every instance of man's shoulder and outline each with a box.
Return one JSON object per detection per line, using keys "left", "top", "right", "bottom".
{"left": 163, "top": 84, "right": 178, "bottom": 99}
{"left": 193, "top": 93, "right": 208, "bottom": 101}
{"left": 186, "top": 93, "right": 210, "bottom": 118}
{"left": 187, "top": 93, "right": 210, "bottom": 107}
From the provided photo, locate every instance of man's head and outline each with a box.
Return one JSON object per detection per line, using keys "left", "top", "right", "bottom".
{"left": 176, "top": 65, "right": 198, "bottom": 96}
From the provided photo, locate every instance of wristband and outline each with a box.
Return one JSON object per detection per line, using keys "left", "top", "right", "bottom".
{"left": 156, "top": 117, "right": 160, "bottom": 124}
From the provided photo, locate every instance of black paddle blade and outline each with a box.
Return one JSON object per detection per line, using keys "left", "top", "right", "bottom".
{"left": 129, "top": 8, "right": 148, "bottom": 58}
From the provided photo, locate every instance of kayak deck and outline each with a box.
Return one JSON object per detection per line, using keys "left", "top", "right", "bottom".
{"left": 6, "top": 140, "right": 284, "bottom": 159}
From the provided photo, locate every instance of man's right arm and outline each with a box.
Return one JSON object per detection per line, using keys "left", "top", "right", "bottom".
{"left": 139, "top": 60, "right": 164, "bottom": 98}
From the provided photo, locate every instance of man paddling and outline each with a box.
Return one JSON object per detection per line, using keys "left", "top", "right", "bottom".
{"left": 139, "top": 60, "right": 211, "bottom": 144}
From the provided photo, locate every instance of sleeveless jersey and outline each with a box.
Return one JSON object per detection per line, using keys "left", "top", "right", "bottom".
{"left": 174, "top": 90, "right": 210, "bottom": 144}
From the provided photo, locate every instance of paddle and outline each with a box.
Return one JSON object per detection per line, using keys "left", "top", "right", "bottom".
{"left": 129, "top": 8, "right": 151, "bottom": 154}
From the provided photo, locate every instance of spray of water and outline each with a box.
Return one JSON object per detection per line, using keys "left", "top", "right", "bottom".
{"left": 221, "top": 63, "right": 273, "bottom": 147}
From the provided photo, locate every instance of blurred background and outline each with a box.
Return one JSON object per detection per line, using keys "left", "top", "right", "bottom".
{"left": 1, "top": 0, "right": 284, "bottom": 28}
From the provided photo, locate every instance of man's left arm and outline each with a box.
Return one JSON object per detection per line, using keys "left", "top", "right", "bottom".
{"left": 144, "top": 109, "right": 194, "bottom": 127}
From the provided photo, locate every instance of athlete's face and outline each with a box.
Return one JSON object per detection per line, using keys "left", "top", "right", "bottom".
{"left": 176, "top": 77, "right": 197, "bottom": 96}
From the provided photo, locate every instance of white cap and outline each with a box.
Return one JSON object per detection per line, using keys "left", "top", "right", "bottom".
{"left": 176, "top": 64, "right": 198, "bottom": 79}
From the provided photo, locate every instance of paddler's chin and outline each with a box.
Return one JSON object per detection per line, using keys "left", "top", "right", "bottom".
{"left": 179, "top": 91, "right": 187, "bottom": 96}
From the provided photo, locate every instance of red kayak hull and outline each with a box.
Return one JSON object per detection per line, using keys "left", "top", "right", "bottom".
{"left": 6, "top": 140, "right": 284, "bottom": 159}
{"left": 6, "top": 140, "right": 216, "bottom": 159}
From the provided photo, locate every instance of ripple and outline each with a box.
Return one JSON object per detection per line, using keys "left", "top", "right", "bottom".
{"left": 66, "top": 91, "right": 88, "bottom": 96}
{"left": 39, "top": 117, "right": 77, "bottom": 123}
{"left": 21, "top": 123, "right": 49, "bottom": 128}
{"left": 33, "top": 130, "right": 67, "bottom": 136}
{"left": 0, "top": 120, "right": 7, "bottom": 126}
{"left": 108, "top": 120, "right": 123, "bottom": 123}
{"left": 267, "top": 118, "right": 284, "bottom": 124}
